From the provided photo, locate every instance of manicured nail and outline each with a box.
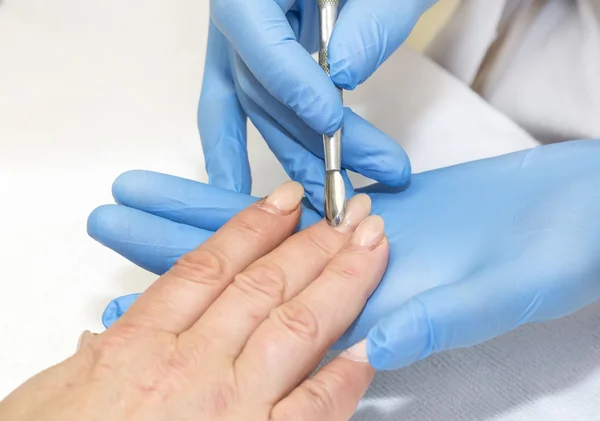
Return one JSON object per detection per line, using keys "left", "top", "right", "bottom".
{"left": 351, "top": 215, "right": 385, "bottom": 248}
{"left": 334, "top": 194, "right": 371, "bottom": 233}
{"left": 76, "top": 330, "right": 97, "bottom": 351}
{"left": 340, "top": 340, "right": 369, "bottom": 363}
{"left": 260, "top": 182, "right": 304, "bottom": 215}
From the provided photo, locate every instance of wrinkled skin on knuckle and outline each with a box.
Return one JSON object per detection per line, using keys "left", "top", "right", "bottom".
{"left": 270, "top": 300, "right": 320, "bottom": 343}
{"left": 299, "top": 375, "right": 337, "bottom": 417}
{"left": 86, "top": 328, "right": 185, "bottom": 402}
{"left": 324, "top": 261, "right": 361, "bottom": 283}
{"left": 305, "top": 229, "right": 339, "bottom": 257}
{"left": 235, "top": 215, "right": 272, "bottom": 242}
{"left": 171, "top": 248, "right": 230, "bottom": 286}
{"left": 93, "top": 322, "right": 145, "bottom": 363}
{"left": 233, "top": 263, "right": 287, "bottom": 303}
{"left": 205, "top": 380, "right": 238, "bottom": 415}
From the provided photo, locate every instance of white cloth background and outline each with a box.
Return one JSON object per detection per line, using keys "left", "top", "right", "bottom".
{"left": 427, "top": 0, "right": 600, "bottom": 143}
{"left": 0, "top": 1, "right": 599, "bottom": 420}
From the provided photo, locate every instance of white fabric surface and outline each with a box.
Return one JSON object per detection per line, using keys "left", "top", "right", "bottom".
{"left": 0, "top": 1, "right": 599, "bottom": 420}
{"left": 428, "top": 0, "right": 600, "bottom": 143}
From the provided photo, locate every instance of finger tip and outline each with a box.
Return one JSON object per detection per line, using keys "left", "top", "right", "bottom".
{"left": 112, "top": 169, "right": 149, "bottom": 204}
{"left": 330, "top": 64, "right": 360, "bottom": 91}
{"left": 101, "top": 299, "right": 120, "bottom": 329}
{"left": 101, "top": 293, "right": 141, "bottom": 329}
{"left": 313, "top": 98, "right": 345, "bottom": 136}
{"left": 366, "top": 147, "right": 412, "bottom": 187}
{"left": 365, "top": 330, "right": 399, "bottom": 371}
{"left": 329, "top": 36, "right": 368, "bottom": 91}
{"left": 382, "top": 159, "right": 412, "bottom": 187}
{"left": 87, "top": 205, "right": 148, "bottom": 249}
{"left": 87, "top": 204, "right": 120, "bottom": 241}
{"left": 296, "top": 74, "right": 344, "bottom": 135}
{"left": 341, "top": 109, "right": 412, "bottom": 186}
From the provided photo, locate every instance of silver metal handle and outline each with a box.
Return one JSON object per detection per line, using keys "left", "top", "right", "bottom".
{"left": 318, "top": 0, "right": 346, "bottom": 226}
{"left": 317, "top": 0, "right": 342, "bottom": 172}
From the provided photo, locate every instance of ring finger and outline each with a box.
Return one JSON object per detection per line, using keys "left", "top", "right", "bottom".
{"left": 181, "top": 193, "right": 372, "bottom": 357}
{"left": 237, "top": 215, "right": 389, "bottom": 402}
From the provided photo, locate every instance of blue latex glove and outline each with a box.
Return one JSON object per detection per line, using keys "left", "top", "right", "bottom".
{"left": 198, "top": 0, "right": 437, "bottom": 209}
{"left": 88, "top": 140, "right": 600, "bottom": 370}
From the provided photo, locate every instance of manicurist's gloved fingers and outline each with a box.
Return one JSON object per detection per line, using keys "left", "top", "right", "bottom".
{"left": 232, "top": 66, "right": 356, "bottom": 213}
{"left": 115, "top": 182, "right": 304, "bottom": 334}
{"left": 232, "top": 53, "right": 411, "bottom": 187}
{"left": 329, "top": 0, "right": 438, "bottom": 90}
{"left": 199, "top": 21, "right": 251, "bottom": 193}
{"left": 102, "top": 293, "right": 140, "bottom": 329}
{"left": 110, "top": 170, "right": 322, "bottom": 231}
{"left": 365, "top": 264, "right": 600, "bottom": 371}
{"left": 94, "top": 192, "right": 324, "bottom": 331}
{"left": 87, "top": 204, "right": 213, "bottom": 275}
{"left": 211, "top": 0, "right": 343, "bottom": 135}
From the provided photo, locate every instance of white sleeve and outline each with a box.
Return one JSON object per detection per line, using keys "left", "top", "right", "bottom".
{"left": 427, "top": 0, "right": 600, "bottom": 143}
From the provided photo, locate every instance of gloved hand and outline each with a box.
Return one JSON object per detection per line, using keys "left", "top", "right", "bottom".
{"left": 88, "top": 139, "right": 600, "bottom": 370}
{"left": 199, "top": 0, "right": 436, "bottom": 210}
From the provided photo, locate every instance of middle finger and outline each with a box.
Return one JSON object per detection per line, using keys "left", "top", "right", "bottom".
{"left": 113, "top": 182, "right": 303, "bottom": 334}
{"left": 237, "top": 214, "right": 389, "bottom": 402}
{"left": 181, "top": 194, "right": 371, "bottom": 357}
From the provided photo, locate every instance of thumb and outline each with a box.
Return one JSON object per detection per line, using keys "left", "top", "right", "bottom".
{"left": 329, "top": 0, "right": 437, "bottom": 90}
{"left": 365, "top": 268, "right": 547, "bottom": 371}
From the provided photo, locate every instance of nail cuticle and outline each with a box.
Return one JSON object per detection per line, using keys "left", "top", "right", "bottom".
{"left": 259, "top": 182, "right": 304, "bottom": 215}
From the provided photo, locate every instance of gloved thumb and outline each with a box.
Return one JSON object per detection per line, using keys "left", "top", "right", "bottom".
{"left": 365, "top": 268, "right": 554, "bottom": 371}
{"left": 329, "top": 0, "right": 437, "bottom": 90}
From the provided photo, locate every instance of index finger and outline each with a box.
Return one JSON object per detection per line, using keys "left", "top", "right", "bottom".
{"left": 210, "top": 0, "right": 343, "bottom": 135}
{"left": 113, "top": 182, "right": 304, "bottom": 334}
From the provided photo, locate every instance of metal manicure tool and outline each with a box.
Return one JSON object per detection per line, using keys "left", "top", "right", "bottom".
{"left": 317, "top": 0, "right": 346, "bottom": 227}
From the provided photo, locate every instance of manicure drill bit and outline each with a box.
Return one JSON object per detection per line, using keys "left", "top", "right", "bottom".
{"left": 317, "top": 0, "right": 346, "bottom": 227}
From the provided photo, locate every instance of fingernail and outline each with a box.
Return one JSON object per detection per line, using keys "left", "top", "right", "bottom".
{"left": 351, "top": 215, "right": 385, "bottom": 248}
{"left": 334, "top": 194, "right": 371, "bottom": 233}
{"left": 77, "top": 330, "right": 92, "bottom": 351}
{"left": 76, "top": 330, "right": 97, "bottom": 351}
{"left": 260, "top": 182, "right": 304, "bottom": 215}
{"left": 340, "top": 340, "right": 370, "bottom": 363}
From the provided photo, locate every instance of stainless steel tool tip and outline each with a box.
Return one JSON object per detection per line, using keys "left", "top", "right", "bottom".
{"left": 324, "top": 170, "right": 346, "bottom": 227}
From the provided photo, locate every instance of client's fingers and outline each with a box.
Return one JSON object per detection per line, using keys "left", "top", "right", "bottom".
{"left": 237, "top": 215, "right": 389, "bottom": 402}
{"left": 114, "top": 182, "right": 304, "bottom": 334}
{"left": 271, "top": 354, "right": 374, "bottom": 421}
{"left": 76, "top": 331, "right": 99, "bottom": 352}
{"left": 182, "top": 194, "right": 371, "bottom": 357}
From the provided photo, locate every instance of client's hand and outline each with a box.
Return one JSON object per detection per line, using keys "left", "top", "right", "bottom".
{"left": 88, "top": 140, "right": 600, "bottom": 372}
{"left": 0, "top": 183, "right": 388, "bottom": 421}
